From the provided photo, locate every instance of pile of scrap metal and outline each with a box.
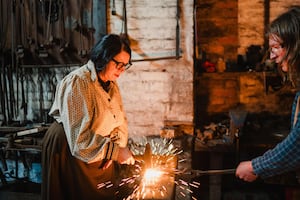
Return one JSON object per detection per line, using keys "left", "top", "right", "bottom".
{"left": 0, "top": 126, "right": 47, "bottom": 185}
{"left": 195, "top": 122, "right": 232, "bottom": 145}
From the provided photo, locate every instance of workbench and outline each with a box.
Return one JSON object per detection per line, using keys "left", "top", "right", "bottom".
{"left": 0, "top": 125, "right": 48, "bottom": 186}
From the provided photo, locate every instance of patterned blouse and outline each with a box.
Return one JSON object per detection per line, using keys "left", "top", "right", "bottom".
{"left": 49, "top": 60, "right": 128, "bottom": 163}
{"left": 252, "top": 91, "right": 300, "bottom": 178}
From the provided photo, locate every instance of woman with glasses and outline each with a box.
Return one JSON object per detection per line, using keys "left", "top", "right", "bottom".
{"left": 42, "top": 34, "right": 135, "bottom": 200}
{"left": 236, "top": 6, "right": 300, "bottom": 182}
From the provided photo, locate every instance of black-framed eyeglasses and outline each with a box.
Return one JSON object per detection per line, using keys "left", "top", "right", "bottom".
{"left": 269, "top": 45, "right": 283, "bottom": 54}
{"left": 111, "top": 58, "right": 132, "bottom": 70}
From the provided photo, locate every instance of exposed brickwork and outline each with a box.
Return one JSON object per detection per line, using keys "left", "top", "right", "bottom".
{"left": 195, "top": 0, "right": 299, "bottom": 64}
{"left": 195, "top": 0, "right": 238, "bottom": 63}
{"left": 195, "top": 72, "right": 295, "bottom": 127}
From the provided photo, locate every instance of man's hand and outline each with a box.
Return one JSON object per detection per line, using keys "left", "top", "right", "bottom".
{"left": 236, "top": 161, "right": 258, "bottom": 182}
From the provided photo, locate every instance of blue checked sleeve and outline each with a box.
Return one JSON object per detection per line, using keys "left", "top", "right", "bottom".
{"left": 252, "top": 92, "right": 300, "bottom": 178}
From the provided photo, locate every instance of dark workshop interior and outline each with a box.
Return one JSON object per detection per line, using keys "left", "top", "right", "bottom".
{"left": 1, "top": 0, "right": 300, "bottom": 200}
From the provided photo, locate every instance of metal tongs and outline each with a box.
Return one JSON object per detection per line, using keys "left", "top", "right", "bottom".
{"left": 192, "top": 168, "right": 236, "bottom": 176}
{"left": 182, "top": 168, "right": 236, "bottom": 177}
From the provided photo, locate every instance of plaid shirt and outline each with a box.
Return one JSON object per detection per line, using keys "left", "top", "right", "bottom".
{"left": 252, "top": 91, "right": 300, "bottom": 178}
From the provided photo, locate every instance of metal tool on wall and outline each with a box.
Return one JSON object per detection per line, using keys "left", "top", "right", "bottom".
{"left": 29, "top": 0, "right": 37, "bottom": 53}
{"left": 45, "top": 0, "right": 53, "bottom": 45}
{"left": 20, "top": 68, "right": 28, "bottom": 124}
{"left": 37, "top": 0, "right": 48, "bottom": 58}
{"left": 45, "top": 0, "right": 60, "bottom": 46}
{"left": 77, "top": 0, "right": 87, "bottom": 58}
{"left": 48, "top": 69, "right": 57, "bottom": 104}
{"left": 111, "top": 0, "right": 116, "bottom": 15}
{"left": 58, "top": 0, "right": 68, "bottom": 53}
{"left": 1, "top": 56, "right": 9, "bottom": 125}
{"left": 176, "top": 0, "right": 180, "bottom": 59}
{"left": 32, "top": 0, "right": 42, "bottom": 57}
{"left": 0, "top": 57, "right": 5, "bottom": 125}
{"left": 87, "top": 0, "right": 95, "bottom": 52}
{"left": 17, "top": 0, "right": 32, "bottom": 119}
{"left": 9, "top": 0, "right": 17, "bottom": 121}
{"left": 16, "top": 0, "right": 26, "bottom": 59}
{"left": 0, "top": 1, "right": 8, "bottom": 125}
{"left": 120, "top": 0, "right": 128, "bottom": 40}
{"left": 38, "top": 69, "right": 44, "bottom": 122}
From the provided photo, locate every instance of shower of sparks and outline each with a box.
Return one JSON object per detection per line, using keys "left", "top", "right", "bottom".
{"left": 97, "top": 137, "right": 201, "bottom": 200}
{"left": 143, "top": 168, "right": 163, "bottom": 184}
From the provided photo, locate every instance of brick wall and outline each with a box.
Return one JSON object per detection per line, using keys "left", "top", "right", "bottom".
{"left": 195, "top": 0, "right": 238, "bottom": 63}
{"left": 109, "top": 0, "right": 194, "bottom": 137}
{"left": 238, "top": 0, "right": 300, "bottom": 55}
{"left": 194, "top": 72, "right": 295, "bottom": 127}
{"left": 195, "top": 0, "right": 300, "bottom": 64}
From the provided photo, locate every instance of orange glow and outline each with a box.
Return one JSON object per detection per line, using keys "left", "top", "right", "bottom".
{"left": 143, "top": 168, "right": 163, "bottom": 186}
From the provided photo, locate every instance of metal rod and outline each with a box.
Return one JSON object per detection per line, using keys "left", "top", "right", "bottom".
{"left": 192, "top": 168, "right": 236, "bottom": 176}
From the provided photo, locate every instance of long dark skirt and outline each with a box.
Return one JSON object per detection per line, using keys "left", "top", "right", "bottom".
{"left": 41, "top": 121, "right": 135, "bottom": 200}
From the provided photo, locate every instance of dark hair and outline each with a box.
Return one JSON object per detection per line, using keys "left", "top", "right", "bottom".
{"left": 268, "top": 6, "right": 300, "bottom": 86}
{"left": 90, "top": 34, "right": 131, "bottom": 72}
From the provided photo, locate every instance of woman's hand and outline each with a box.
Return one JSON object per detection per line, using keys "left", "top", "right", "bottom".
{"left": 236, "top": 161, "right": 258, "bottom": 182}
{"left": 117, "top": 147, "right": 135, "bottom": 165}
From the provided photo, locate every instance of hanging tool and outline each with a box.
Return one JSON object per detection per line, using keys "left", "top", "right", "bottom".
{"left": 32, "top": 0, "right": 39, "bottom": 56}
{"left": 0, "top": 1, "right": 8, "bottom": 125}
{"left": 87, "top": 0, "right": 95, "bottom": 51}
{"left": 48, "top": 69, "right": 57, "bottom": 103}
{"left": 32, "top": 0, "right": 38, "bottom": 50}
{"left": 16, "top": 0, "right": 25, "bottom": 59}
{"left": 1, "top": 56, "right": 9, "bottom": 125}
{"left": 38, "top": 70, "right": 44, "bottom": 123}
{"left": 111, "top": 0, "right": 116, "bottom": 15}
{"left": 9, "top": 0, "right": 17, "bottom": 121}
{"left": 0, "top": 56, "right": 5, "bottom": 125}
{"left": 20, "top": 67, "right": 27, "bottom": 124}
{"left": 37, "top": 0, "right": 48, "bottom": 57}
{"left": 194, "top": 6, "right": 202, "bottom": 60}
{"left": 27, "top": 0, "right": 34, "bottom": 46}
{"left": 45, "top": 0, "right": 59, "bottom": 46}
{"left": 175, "top": 0, "right": 180, "bottom": 59}
{"left": 120, "top": 0, "right": 128, "bottom": 40}
{"left": 45, "top": 0, "right": 53, "bottom": 45}
{"left": 16, "top": 0, "right": 27, "bottom": 120}
{"left": 58, "top": 0, "right": 68, "bottom": 53}
{"left": 77, "top": 0, "right": 87, "bottom": 58}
